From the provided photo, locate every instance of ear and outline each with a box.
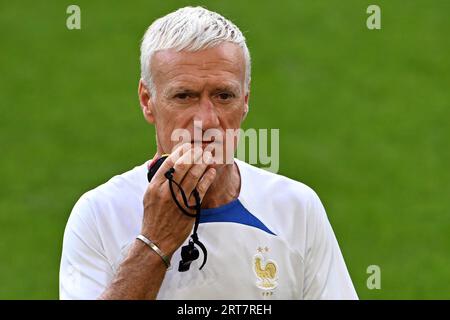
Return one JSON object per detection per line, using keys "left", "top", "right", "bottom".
{"left": 242, "top": 90, "right": 250, "bottom": 121}
{"left": 138, "top": 79, "right": 155, "bottom": 124}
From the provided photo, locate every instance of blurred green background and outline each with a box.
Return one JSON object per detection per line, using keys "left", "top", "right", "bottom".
{"left": 0, "top": 0, "right": 449, "bottom": 299}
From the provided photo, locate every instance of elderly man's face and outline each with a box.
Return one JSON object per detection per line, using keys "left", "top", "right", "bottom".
{"left": 139, "top": 42, "right": 249, "bottom": 166}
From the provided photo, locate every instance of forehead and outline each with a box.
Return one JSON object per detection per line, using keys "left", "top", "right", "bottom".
{"left": 151, "top": 42, "right": 246, "bottom": 89}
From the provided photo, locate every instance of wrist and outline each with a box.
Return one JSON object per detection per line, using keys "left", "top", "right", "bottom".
{"left": 140, "top": 228, "right": 178, "bottom": 257}
{"left": 136, "top": 234, "right": 172, "bottom": 269}
{"left": 130, "top": 239, "right": 169, "bottom": 268}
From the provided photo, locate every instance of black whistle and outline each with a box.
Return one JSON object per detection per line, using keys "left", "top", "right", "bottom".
{"left": 178, "top": 240, "right": 200, "bottom": 272}
{"left": 147, "top": 155, "right": 169, "bottom": 182}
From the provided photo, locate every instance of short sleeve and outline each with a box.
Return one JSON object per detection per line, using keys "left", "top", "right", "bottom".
{"left": 303, "top": 191, "right": 358, "bottom": 300}
{"left": 59, "top": 195, "right": 114, "bottom": 299}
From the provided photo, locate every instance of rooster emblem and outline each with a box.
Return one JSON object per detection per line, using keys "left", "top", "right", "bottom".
{"left": 253, "top": 254, "right": 278, "bottom": 290}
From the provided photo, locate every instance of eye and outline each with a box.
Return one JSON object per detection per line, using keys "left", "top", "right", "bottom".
{"left": 174, "top": 93, "right": 190, "bottom": 100}
{"left": 216, "top": 92, "right": 235, "bottom": 101}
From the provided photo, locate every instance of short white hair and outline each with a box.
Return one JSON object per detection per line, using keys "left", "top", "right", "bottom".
{"left": 140, "top": 6, "right": 251, "bottom": 96}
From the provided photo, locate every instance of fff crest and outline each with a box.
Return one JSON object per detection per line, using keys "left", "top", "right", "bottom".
{"left": 253, "top": 252, "right": 278, "bottom": 290}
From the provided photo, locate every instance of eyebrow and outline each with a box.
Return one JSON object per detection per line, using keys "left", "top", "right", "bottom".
{"left": 212, "top": 84, "right": 241, "bottom": 95}
{"left": 164, "top": 83, "right": 241, "bottom": 97}
{"left": 164, "top": 87, "right": 196, "bottom": 97}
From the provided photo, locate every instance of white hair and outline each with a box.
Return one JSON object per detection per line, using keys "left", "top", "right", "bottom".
{"left": 140, "top": 6, "right": 251, "bottom": 96}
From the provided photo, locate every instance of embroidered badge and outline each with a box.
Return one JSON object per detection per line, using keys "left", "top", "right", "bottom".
{"left": 253, "top": 247, "right": 278, "bottom": 291}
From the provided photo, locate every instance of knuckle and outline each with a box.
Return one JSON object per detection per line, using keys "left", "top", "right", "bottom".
{"left": 196, "top": 183, "right": 206, "bottom": 196}
{"left": 197, "top": 175, "right": 211, "bottom": 194}
{"left": 147, "top": 182, "right": 159, "bottom": 196}
{"left": 165, "top": 157, "right": 175, "bottom": 169}
{"left": 175, "top": 193, "right": 185, "bottom": 206}
{"left": 175, "top": 162, "right": 189, "bottom": 172}
{"left": 186, "top": 168, "right": 201, "bottom": 180}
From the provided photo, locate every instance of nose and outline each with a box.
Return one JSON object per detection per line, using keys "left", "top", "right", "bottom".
{"left": 193, "top": 95, "right": 220, "bottom": 130}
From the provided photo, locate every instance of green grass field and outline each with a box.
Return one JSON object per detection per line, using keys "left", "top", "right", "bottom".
{"left": 1, "top": 0, "right": 449, "bottom": 299}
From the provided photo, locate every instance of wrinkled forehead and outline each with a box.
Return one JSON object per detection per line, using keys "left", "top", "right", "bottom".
{"left": 150, "top": 42, "right": 246, "bottom": 89}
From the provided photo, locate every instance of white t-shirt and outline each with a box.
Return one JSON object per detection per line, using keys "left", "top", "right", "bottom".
{"left": 59, "top": 159, "right": 358, "bottom": 300}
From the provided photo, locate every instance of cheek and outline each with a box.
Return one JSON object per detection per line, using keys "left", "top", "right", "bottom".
{"left": 154, "top": 100, "right": 181, "bottom": 125}
{"left": 219, "top": 100, "right": 246, "bottom": 121}
{"left": 221, "top": 110, "right": 245, "bottom": 129}
{"left": 155, "top": 109, "right": 194, "bottom": 142}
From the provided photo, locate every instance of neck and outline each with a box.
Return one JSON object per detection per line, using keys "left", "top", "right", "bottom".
{"left": 201, "top": 161, "right": 241, "bottom": 209}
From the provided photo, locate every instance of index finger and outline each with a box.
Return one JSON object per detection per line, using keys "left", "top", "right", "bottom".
{"left": 150, "top": 143, "right": 192, "bottom": 185}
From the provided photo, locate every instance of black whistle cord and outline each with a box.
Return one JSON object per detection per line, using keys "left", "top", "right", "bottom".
{"left": 164, "top": 168, "right": 208, "bottom": 271}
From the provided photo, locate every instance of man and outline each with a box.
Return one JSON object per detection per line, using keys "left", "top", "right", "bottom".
{"left": 59, "top": 6, "right": 357, "bottom": 300}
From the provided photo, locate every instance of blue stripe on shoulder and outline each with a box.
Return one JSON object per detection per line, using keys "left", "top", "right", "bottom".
{"left": 199, "top": 199, "right": 276, "bottom": 236}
